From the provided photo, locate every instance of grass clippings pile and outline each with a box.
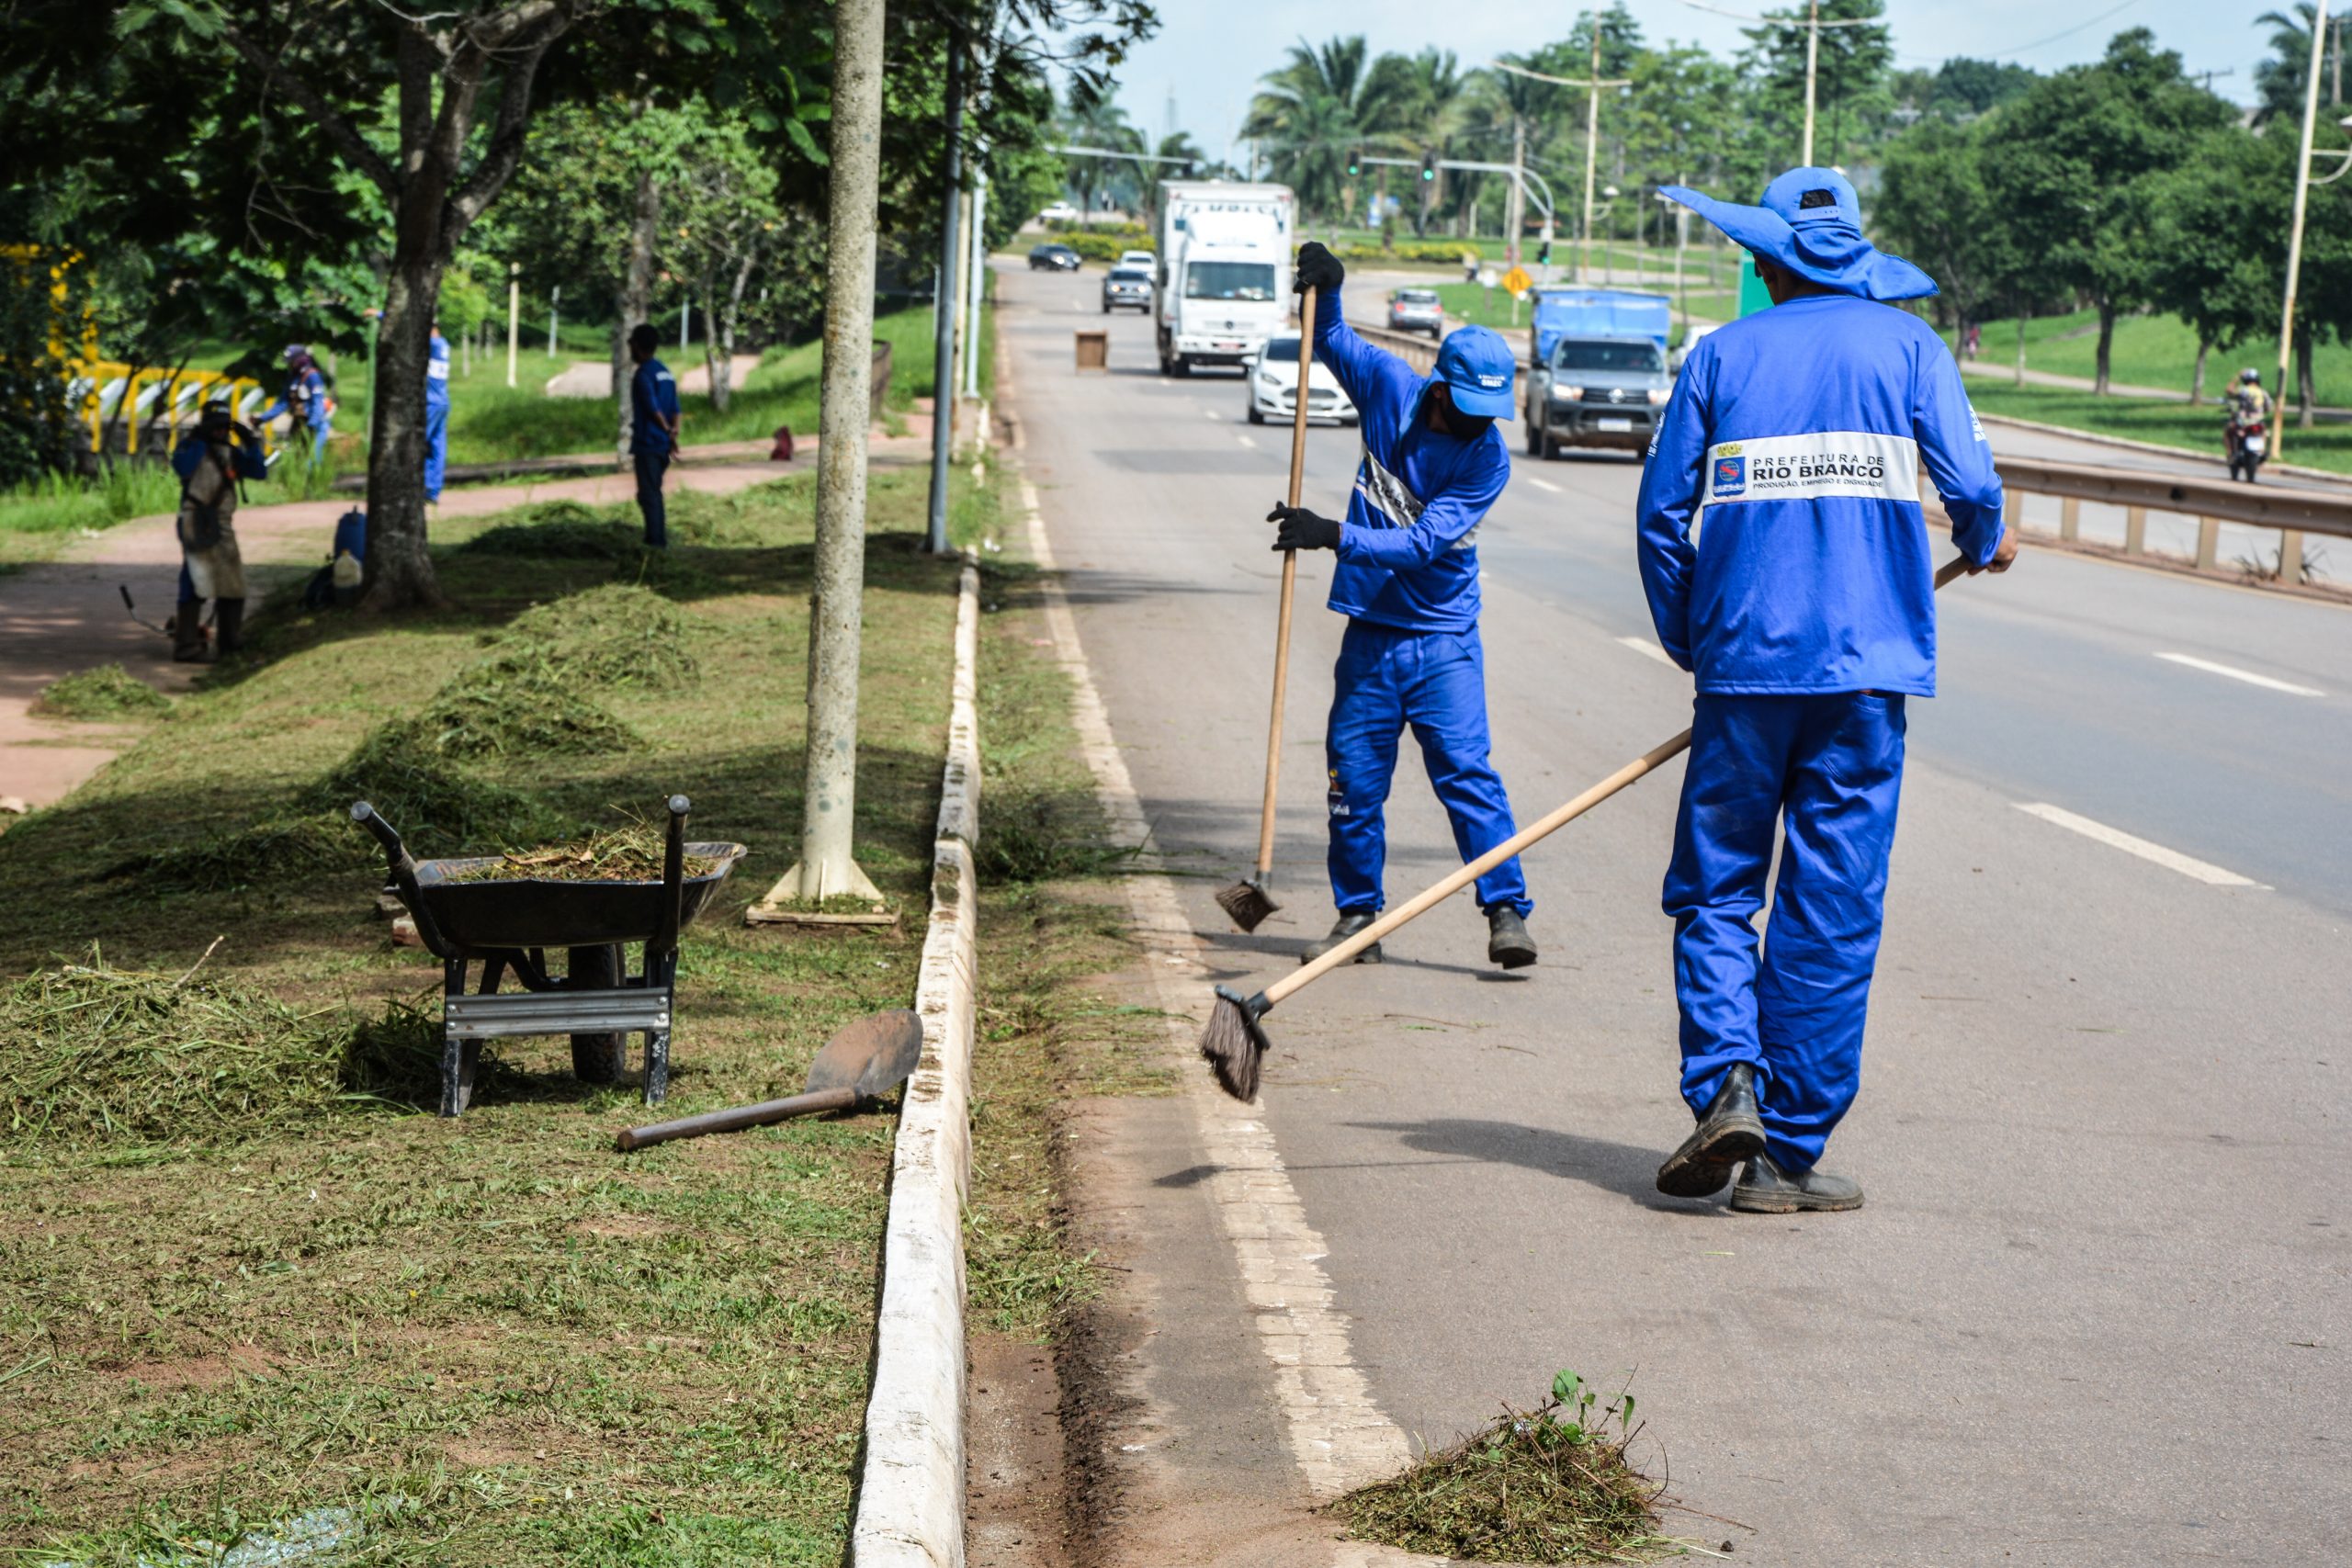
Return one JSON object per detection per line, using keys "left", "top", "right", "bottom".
{"left": 407, "top": 654, "right": 640, "bottom": 759}
{"left": 446, "top": 821, "right": 725, "bottom": 884}
{"left": 0, "top": 961, "right": 440, "bottom": 1143}
{"left": 31, "top": 664, "right": 173, "bottom": 720}
{"left": 489, "top": 582, "right": 696, "bottom": 689}
{"left": 1333, "top": 1371, "right": 1672, "bottom": 1564}
{"left": 457, "top": 499, "right": 646, "bottom": 560}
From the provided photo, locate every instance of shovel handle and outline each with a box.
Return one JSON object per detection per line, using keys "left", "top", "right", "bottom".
{"left": 1261, "top": 557, "right": 1972, "bottom": 1006}
{"left": 616, "top": 1084, "right": 858, "bottom": 1151}
{"left": 1252, "top": 286, "right": 1319, "bottom": 882}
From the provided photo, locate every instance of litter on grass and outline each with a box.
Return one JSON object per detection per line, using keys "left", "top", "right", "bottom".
{"left": 1331, "top": 1373, "right": 1673, "bottom": 1563}
{"left": 32, "top": 664, "right": 173, "bottom": 720}
{"left": 446, "top": 820, "right": 721, "bottom": 884}
{"left": 1, "top": 962, "right": 445, "bottom": 1143}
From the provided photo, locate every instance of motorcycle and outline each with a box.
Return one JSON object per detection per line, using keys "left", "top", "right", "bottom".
{"left": 2225, "top": 412, "right": 2267, "bottom": 483}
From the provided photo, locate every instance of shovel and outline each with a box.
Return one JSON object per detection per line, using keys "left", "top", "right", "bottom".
{"left": 615, "top": 1008, "right": 923, "bottom": 1151}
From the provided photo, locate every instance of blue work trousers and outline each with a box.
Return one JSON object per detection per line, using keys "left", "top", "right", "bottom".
{"left": 1325, "top": 620, "right": 1531, "bottom": 919}
{"left": 424, "top": 400, "right": 448, "bottom": 502}
{"left": 634, "top": 449, "right": 671, "bottom": 547}
{"left": 1664, "top": 692, "right": 1907, "bottom": 1172}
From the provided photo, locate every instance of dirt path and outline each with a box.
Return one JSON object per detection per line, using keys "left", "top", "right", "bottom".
{"left": 0, "top": 436, "right": 929, "bottom": 811}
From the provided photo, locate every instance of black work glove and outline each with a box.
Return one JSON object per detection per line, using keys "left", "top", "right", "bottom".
{"left": 1268, "top": 502, "right": 1342, "bottom": 553}
{"left": 1294, "top": 241, "right": 1344, "bottom": 297}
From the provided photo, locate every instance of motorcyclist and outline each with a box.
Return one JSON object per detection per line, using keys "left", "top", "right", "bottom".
{"left": 2227, "top": 368, "right": 2271, "bottom": 429}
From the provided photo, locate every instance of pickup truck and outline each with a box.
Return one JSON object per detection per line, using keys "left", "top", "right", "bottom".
{"left": 1522, "top": 334, "right": 1671, "bottom": 459}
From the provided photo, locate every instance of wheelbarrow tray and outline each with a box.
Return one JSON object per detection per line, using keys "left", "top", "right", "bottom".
{"left": 402, "top": 842, "right": 747, "bottom": 952}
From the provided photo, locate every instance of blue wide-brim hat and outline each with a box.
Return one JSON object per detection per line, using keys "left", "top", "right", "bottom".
{"left": 1658, "top": 167, "right": 1938, "bottom": 303}
{"left": 1434, "top": 323, "right": 1517, "bottom": 418}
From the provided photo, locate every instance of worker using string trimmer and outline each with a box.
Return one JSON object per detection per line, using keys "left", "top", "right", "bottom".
{"left": 1268, "top": 241, "right": 1537, "bottom": 972}
{"left": 1640, "top": 168, "right": 2015, "bottom": 1214}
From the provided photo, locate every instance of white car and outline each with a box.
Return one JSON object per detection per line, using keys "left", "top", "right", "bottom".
{"left": 1244, "top": 335, "right": 1357, "bottom": 427}
{"left": 1038, "top": 201, "right": 1080, "bottom": 224}
{"left": 1118, "top": 249, "right": 1155, "bottom": 271}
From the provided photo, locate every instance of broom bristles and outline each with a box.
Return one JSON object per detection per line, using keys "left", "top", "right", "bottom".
{"left": 1199, "top": 986, "right": 1270, "bottom": 1102}
{"left": 1215, "top": 875, "right": 1279, "bottom": 933}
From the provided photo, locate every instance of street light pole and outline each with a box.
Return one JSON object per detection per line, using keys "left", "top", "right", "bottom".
{"left": 1583, "top": 30, "right": 1603, "bottom": 286}
{"left": 2278, "top": 0, "right": 2329, "bottom": 454}
{"left": 1802, "top": 0, "right": 1822, "bottom": 166}
{"left": 925, "top": 41, "right": 966, "bottom": 555}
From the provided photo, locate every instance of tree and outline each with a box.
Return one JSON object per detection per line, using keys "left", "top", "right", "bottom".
{"left": 1242, "top": 36, "right": 1381, "bottom": 221}
{"left": 1062, "top": 85, "right": 1144, "bottom": 218}
{"left": 1874, "top": 118, "right": 2006, "bottom": 350}
{"left": 662, "top": 111, "right": 782, "bottom": 413}
{"left": 1741, "top": 0, "right": 1894, "bottom": 164}
{"left": 1363, "top": 48, "right": 1475, "bottom": 235}
{"left": 1981, "top": 29, "right": 2236, "bottom": 394}
{"left": 2256, "top": 6, "right": 2348, "bottom": 125}
{"left": 1130, "top": 132, "right": 1204, "bottom": 234}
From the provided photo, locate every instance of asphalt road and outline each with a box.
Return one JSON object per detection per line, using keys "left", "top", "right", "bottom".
{"left": 1006, "top": 263, "right": 2350, "bottom": 1565}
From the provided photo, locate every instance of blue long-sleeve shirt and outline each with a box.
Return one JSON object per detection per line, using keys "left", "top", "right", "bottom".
{"left": 172, "top": 435, "right": 266, "bottom": 487}
{"left": 1635, "top": 292, "right": 2005, "bottom": 696}
{"left": 629, "top": 357, "right": 681, "bottom": 457}
{"left": 1312, "top": 288, "right": 1509, "bottom": 635}
{"left": 256, "top": 365, "right": 330, "bottom": 431}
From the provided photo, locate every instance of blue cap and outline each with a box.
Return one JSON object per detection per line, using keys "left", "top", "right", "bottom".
{"left": 1434, "top": 324, "right": 1517, "bottom": 419}
{"left": 1658, "top": 166, "right": 1937, "bottom": 302}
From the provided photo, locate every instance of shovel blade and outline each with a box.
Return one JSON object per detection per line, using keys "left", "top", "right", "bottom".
{"left": 802, "top": 1008, "right": 924, "bottom": 1100}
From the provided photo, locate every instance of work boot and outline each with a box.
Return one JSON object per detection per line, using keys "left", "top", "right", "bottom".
{"left": 1730, "top": 1152, "right": 1864, "bottom": 1213}
{"left": 1655, "top": 1062, "right": 1766, "bottom": 1198}
{"left": 171, "top": 599, "right": 212, "bottom": 663}
{"left": 1301, "top": 911, "right": 1382, "bottom": 965}
{"left": 1487, "top": 907, "right": 1537, "bottom": 969}
{"left": 213, "top": 597, "right": 246, "bottom": 656}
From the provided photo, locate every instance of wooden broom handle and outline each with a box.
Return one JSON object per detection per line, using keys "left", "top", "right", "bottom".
{"left": 1263, "top": 556, "right": 1971, "bottom": 1002}
{"left": 1252, "top": 285, "right": 1319, "bottom": 880}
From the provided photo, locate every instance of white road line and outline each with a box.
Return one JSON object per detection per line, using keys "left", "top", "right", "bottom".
{"left": 1236, "top": 433, "right": 1260, "bottom": 450}
{"left": 1527, "top": 477, "right": 1564, "bottom": 493}
{"left": 1203, "top": 408, "right": 1222, "bottom": 420}
{"left": 2014, "top": 803, "right": 2268, "bottom": 888}
{"left": 1614, "top": 635, "right": 1679, "bottom": 667}
{"left": 2155, "top": 651, "right": 2324, "bottom": 697}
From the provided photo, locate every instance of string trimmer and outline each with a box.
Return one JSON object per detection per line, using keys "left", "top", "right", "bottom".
{"left": 1215, "top": 285, "right": 1320, "bottom": 934}
{"left": 1201, "top": 556, "right": 1973, "bottom": 1101}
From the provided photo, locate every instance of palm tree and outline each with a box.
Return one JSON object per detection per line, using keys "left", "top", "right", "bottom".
{"left": 2258, "top": 6, "right": 2347, "bottom": 124}
{"left": 1363, "top": 48, "right": 1476, "bottom": 234}
{"left": 1133, "top": 131, "right": 1205, "bottom": 233}
{"left": 1063, "top": 85, "right": 1144, "bottom": 221}
{"left": 1241, "top": 36, "right": 1377, "bottom": 221}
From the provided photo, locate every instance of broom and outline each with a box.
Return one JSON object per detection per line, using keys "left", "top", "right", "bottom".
{"left": 1203, "top": 556, "right": 1973, "bottom": 1101}
{"left": 1215, "top": 286, "right": 1320, "bottom": 933}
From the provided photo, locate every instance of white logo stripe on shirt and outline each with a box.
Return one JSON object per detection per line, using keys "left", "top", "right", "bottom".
{"left": 1705, "top": 430, "right": 1920, "bottom": 505}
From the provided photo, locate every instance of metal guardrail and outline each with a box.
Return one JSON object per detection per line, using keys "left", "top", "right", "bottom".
{"left": 1989, "top": 457, "right": 2352, "bottom": 582}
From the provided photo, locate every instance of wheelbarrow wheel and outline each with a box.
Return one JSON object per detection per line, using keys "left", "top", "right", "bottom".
{"left": 568, "top": 943, "right": 628, "bottom": 1084}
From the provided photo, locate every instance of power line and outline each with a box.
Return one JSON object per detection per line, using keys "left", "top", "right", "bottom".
{"left": 1670, "top": 0, "right": 1883, "bottom": 28}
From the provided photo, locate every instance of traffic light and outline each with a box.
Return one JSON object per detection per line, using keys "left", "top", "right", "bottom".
{"left": 1346, "top": 147, "right": 1361, "bottom": 176}
{"left": 1419, "top": 149, "right": 1437, "bottom": 183}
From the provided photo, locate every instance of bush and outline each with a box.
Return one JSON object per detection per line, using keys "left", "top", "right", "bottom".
{"left": 0, "top": 461, "right": 182, "bottom": 536}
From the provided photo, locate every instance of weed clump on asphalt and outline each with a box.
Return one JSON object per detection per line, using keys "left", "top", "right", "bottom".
{"left": 489, "top": 582, "right": 695, "bottom": 689}
{"left": 976, "top": 789, "right": 1143, "bottom": 885}
{"left": 445, "top": 821, "right": 724, "bottom": 884}
{"left": 1332, "top": 1371, "right": 1671, "bottom": 1564}
{"left": 0, "top": 961, "right": 446, "bottom": 1143}
{"left": 31, "top": 663, "right": 173, "bottom": 720}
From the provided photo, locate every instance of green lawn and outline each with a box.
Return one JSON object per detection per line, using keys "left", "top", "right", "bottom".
{"left": 1965, "top": 381, "right": 2352, "bottom": 473}
{"left": 1964, "top": 308, "right": 2352, "bottom": 407}
{"left": 0, "top": 466, "right": 995, "bottom": 1564}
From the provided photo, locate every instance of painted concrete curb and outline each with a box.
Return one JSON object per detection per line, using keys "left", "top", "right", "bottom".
{"left": 848, "top": 557, "right": 982, "bottom": 1568}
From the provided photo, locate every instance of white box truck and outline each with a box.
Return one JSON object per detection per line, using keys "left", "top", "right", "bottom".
{"left": 1155, "top": 181, "right": 1295, "bottom": 377}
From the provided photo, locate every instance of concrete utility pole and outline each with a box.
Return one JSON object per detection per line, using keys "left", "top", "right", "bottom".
{"left": 1802, "top": 0, "right": 1822, "bottom": 166}
{"left": 1582, "top": 29, "right": 1605, "bottom": 285}
{"left": 964, "top": 164, "right": 989, "bottom": 401}
{"left": 784, "top": 0, "right": 888, "bottom": 906}
{"left": 1506, "top": 117, "right": 1525, "bottom": 267}
{"left": 926, "top": 40, "right": 966, "bottom": 555}
{"left": 2278, "top": 0, "right": 2330, "bottom": 452}
{"left": 506, "top": 263, "right": 520, "bottom": 389}
{"left": 548, "top": 286, "right": 560, "bottom": 356}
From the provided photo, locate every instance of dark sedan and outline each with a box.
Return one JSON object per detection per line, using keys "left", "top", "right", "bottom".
{"left": 1027, "top": 243, "right": 1081, "bottom": 272}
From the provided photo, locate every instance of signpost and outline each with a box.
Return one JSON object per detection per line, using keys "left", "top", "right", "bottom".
{"left": 1500, "top": 264, "right": 1532, "bottom": 328}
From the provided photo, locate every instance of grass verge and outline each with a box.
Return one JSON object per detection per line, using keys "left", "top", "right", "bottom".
{"left": 1966, "top": 381, "right": 2352, "bottom": 474}
{"left": 0, "top": 464, "right": 980, "bottom": 1563}
{"left": 1332, "top": 1371, "right": 1673, "bottom": 1564}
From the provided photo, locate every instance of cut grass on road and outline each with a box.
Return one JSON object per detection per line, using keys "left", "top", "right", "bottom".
{"left": 1, "top": 467, "right": 981, "bottom": 1564}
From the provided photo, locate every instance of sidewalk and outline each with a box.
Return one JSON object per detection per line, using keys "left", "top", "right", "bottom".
{"left": 0, "top": 433, "right": 930, "bottom": 811}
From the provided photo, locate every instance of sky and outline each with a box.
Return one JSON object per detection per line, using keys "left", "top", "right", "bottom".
{"left": 1082, "top": 1, "right": 2278, "bottom": 173}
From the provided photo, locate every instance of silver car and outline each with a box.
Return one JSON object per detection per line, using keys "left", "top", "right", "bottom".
{"left": 1522, "top": 335, "right": 1670, "bottom": 457}
{"left": 1387, "top": 288, "right": 1444, "bottom": 337}
{"left": 1101, "top": 266, "right": 1152, "bottom": 314}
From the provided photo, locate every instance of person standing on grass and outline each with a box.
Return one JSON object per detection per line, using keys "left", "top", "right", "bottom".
{"left": 628, "top": 323, "right": 682, "bottom": 548}
{"left": 255, "top": 344, "right": 333, "bottom": 466}
{"left": 424, "top": 321, "right": 450, "bottom": 505}
{"left": 1638, "top": 168, "right": 2014, "bottom": 1215}
{"left": 171, "top": 401, "right": 266, "bottom": 661}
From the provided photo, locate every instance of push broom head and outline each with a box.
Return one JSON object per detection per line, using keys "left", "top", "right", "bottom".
{"left": 1215, "top": 875, "right": 1280, "bottom": 933}
{"left": 1200, "top": 986, "right": 1273, "bottom": 1102}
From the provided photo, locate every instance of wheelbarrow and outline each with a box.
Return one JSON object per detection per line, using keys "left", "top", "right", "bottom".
{"left": 351, "top": 795, "right": 746, "bottom": 1116}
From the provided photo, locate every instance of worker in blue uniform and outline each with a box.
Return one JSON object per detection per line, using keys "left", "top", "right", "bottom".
{"left": 424, "top": 322, "right": 450, "bottom": 504}
{"left": 255, "top": 344, "right": 332, "bottom": 466}
{"left": 627, "top": 322, "right": 682, "bottom": 547}
{"left": 1639, "top": 168, "right": 2016, "bottom": 1213}
{"left": 1266, "top": 241, "right": 1538, "bottom": 972}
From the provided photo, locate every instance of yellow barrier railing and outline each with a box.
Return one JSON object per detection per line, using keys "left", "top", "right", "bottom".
{"left": 68, "top": 361, "right": 271, "bottom": 458}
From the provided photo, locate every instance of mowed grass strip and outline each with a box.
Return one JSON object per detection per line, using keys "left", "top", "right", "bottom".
{"left": 0, "top": 468, "right": 978, "bottom": 1563}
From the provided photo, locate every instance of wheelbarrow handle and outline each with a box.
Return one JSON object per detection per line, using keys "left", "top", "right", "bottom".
{"left": 350, "top": 801, "right": 455, "bottom": 959}
{"left": 653, "top": 795, "right": 691, "bottom": 960}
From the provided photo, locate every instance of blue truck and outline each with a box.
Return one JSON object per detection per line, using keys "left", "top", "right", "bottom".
{"left": 1527, "top": 288, "right": 1673, "bottom": 368}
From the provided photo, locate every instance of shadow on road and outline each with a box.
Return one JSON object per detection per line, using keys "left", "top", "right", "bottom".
{"left": 1349, "top": 1116, "right": 1716, "bottom": 1213}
